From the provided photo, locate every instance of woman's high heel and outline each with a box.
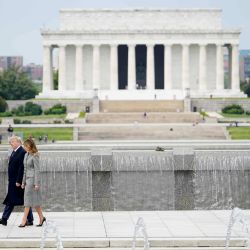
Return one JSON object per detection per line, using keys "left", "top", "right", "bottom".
{"left": 36, "top": 217, "right": 46, "bottom": 227}
{"left": 18, "top": 223, "right": 26, "bottom": 228}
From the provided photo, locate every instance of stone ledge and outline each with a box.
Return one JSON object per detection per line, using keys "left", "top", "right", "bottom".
{"left": 0, "top": 238, "right": 246, "bottom": 248}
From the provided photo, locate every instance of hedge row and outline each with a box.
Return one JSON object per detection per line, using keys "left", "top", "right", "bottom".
{"left": 0, "top": 103, "right": 67, "bottom": 117}
{"left": 222, "top": 104, "right": 248, "bottom": 115}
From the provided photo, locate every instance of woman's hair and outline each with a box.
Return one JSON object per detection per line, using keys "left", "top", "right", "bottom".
{"left": 23, "top": 138, "right": 38, "bottom": 154}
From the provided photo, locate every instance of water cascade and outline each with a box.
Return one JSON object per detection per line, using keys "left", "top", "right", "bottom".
{"left": 0, "top": 148, "right": 249, "bottom": 211}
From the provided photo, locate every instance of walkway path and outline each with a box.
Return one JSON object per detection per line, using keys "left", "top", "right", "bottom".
{"left": 0, "top": 210, "right": 249, "bottom": 248}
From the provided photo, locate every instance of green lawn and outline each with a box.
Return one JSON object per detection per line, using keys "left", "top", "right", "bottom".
{"left": 14, "top": 128, "right": 73, "bottom": 141}
{"left": 17, "top": 114, "right": 66, "bottom": 119}
{"left": 194, "top": 97, "right": 250, "bottom": 100}
{"left": 31, "top": 98, "right": 81, "bottom": 101}
{"left": 228, "top": 127, "right": 250, "bottom": 140}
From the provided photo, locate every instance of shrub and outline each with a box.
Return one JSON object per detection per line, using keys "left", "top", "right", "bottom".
{"left": 200, "top": 111, "right": 208, "bottom": 117}
{"left": 53, "top": 120, "right": 62, "bottom": 124}
{"left": 14, "top": 118, "right": 21, "bottom": 124}
{"left": 44, "top": 103, "right": 67, "bottom": 115}
{"left": 24, "top": 102, "right": 42, "bottom": 115}
{"left": 44, "top": 109, "right": 50, "bottom": 115}
{"left": 64, "top": 119, "right": 73, "bottom": 124}
{"left": 12, "top": 102, "right": 42, "bottom": 116}
{"left": 79, "top": 111, "right": 86, "bottom": 118}
{"left": 0, "top": 111, "right": 12, "bottom": 117}
{"left": 222, "top": 104, "right": 244, "bottom": 114}
{"left": 0, "top": 97, "right": 8, "bottom": 112}
{"left": 51, "top": 108, "right": 65, "bottom": 115}
{"left": 12, "top": 105, "right": 25, "bottom": 116}
{"left": 22, "top": 120, "right": 32, "bottom": 124}
{"left": 53, "top": 103, "right": 66, "bottom": 111}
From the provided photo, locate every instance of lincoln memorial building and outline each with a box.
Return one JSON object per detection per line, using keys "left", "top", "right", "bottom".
{"left": 37, "top": 9, "right": 246, "bottom": 100}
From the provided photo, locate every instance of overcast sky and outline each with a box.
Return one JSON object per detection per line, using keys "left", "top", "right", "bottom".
{"left": 0, "top": 0, "right": 249, "bottom": 64}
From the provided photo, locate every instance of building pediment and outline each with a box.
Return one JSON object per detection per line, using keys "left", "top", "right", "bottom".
{"left": 59, "top": 9, "right": 224, "bottom": 31}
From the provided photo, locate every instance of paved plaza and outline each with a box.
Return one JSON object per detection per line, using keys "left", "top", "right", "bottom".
{"left": 0, "top": 210, "right": 249, "bottom": 248}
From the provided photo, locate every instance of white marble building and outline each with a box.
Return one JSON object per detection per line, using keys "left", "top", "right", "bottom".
{"left": 38, "top": 9, "right": 246, "bottom": 100}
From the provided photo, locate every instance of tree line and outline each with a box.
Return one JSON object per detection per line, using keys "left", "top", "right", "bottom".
{"left": 0, "top": 66, "right": 38, "bottom": 100}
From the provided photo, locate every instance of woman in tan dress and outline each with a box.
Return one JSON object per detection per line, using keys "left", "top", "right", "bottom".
{"left": 19, "top": 139, "right": 46, "bottom": 227}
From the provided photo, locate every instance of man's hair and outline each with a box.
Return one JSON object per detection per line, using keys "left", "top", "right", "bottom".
{"left": 9, "top": 136, "right": 22, "bottom": 144}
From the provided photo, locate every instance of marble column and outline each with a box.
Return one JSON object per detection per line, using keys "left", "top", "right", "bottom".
{"left": 231, "top": 44, "right": 240, "bottom": 90}
{"left": 92, "top": 45, "right": 100, "bottom": 90}
{"left": 42, "top": 45, "right": 53, "bottom": 92}
{"left": 182, "top": 44, "right": 190, "bottom": 90}
{"left": 58, "top": 45, "right": 66, "bottom": 91}
{"left": 216, "top": 44, "right": 224, "bottom": 90}
{"left": 128, "top": 44, "right": 136, "bottom": 90}
{"left": 75, "top": 45, "right": 83, "bottom": 91}
{"left": 146, "top": 44, "right": 155, "bottom": 90}
{"left": 164, "top": 44, "right": 172, "bottom": 90}
{"left": 110, "top": 44, "right": 118, "bottom": 90}
{"left": 199, "top": 44, "right": 207, "bottom": 90}
{"left": 228, "top": 45, "right": 232, "bottom": 88}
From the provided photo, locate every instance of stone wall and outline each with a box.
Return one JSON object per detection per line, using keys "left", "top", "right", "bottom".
{"left": 6, "top": 98, "right": 250, "bottom": 113}
{"left": 6, "top": 99, "right": 93, "bottom": 113}
{"left": 191, "top": 98, "right": 250, "bottom": 112}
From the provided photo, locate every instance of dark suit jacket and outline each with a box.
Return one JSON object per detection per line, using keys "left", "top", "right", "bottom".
{"left": 3, "top": 146, "right": 26, "bottom": 206}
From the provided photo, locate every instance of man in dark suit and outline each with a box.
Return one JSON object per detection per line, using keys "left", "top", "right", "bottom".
{"left": 0, "top": 136, "right": 33, "bottom": 226}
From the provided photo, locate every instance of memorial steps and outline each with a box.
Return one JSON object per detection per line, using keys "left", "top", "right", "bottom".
{"left": 78, "top": 124, "right": 227, "bottom": 140}
{"left": 86, "top": 112, "right": 202, "bottom": 124}
{"left": 0, "top": 112, "right": 226, "bottom": 140}
{"left": 82, "top": 111, "right": 226, "bottom": 140}
{"left": 99, "top": 100, "right": 184, "bottom": 113}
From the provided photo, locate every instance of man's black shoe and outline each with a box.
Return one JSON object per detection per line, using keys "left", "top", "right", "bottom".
{"left": 0, "top": 218, "right": 7, "bottom": 226}
{"left": 25, "top": 221, "right": 33, "bottom": 226}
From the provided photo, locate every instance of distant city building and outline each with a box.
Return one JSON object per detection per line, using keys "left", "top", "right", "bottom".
{"left": 0, "top": 57, "right": 43, "bottom": 83}
{"left": 0, "top": 56, "right": 23, "bottom": 71}
{"left": 240, "top": 50, "right": 250, "bottom": 82}
{"left": 23, "top": 63, "right": 43, "bottom": 82}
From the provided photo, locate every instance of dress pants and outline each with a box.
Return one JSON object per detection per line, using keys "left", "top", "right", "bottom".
{"left": 2, "top": 205, "right": 33, "bottom": 222}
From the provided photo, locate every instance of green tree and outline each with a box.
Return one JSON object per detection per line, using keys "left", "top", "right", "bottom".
{"left": 241, "top": 80, "right": 250, "bottom": 97}
{"left": 0, "top": 96, "right": 8, "bottom": 112}
{"left": 0, "top": 66, "right": 38, "bottom": 100}
{"left": 53, "top": 70, "right": 58, "bottom": 90}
